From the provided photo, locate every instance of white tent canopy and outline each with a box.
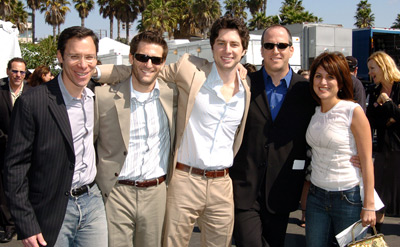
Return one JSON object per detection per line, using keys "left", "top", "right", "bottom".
{"left": 0, "top": 21, "right": 21, "bottom": 79}
{"left": 98, "top": 37, "right": 130, "bottom": 56}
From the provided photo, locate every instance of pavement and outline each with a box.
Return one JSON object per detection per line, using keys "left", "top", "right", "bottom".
{"left": 2, "top": 210, "right": 399, "bottom": 246}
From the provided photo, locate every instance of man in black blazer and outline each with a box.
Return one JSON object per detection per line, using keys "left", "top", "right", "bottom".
{"left": 230, "top": 25, "right": 316, "bottom": 247}
{"left": 0, "top": 57, "right": 30, "bottom": 243}
{"left": 3, "top": 26, "right": 107, "bottom": 247}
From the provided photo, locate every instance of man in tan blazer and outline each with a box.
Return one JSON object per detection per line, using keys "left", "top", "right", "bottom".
{"left": 94, "top": 31, "right": 178, "bottom": 247}
{"left": 97, "top": 16, "right": 250, "bottom": 247}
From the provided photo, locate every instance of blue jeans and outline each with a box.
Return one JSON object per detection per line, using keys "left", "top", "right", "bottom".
{"left": 54, "top": 184, "right": 108, "bottom": 247}
{"left": 305, "top": 184, "right": 362, "bottom": 247}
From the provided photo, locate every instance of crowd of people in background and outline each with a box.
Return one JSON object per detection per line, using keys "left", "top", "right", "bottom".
{"left": 0, "top": 16, "right": 399, "bottom": 247}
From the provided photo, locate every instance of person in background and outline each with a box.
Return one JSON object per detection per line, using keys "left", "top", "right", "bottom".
{"left": 0, "top": 57, "right": 30, "bottom": 243}
{"left": 243, "top": 63, "right": 257, "bottom": 73}
{"left": 305, "top": 52, "right": 375, "bottom": 246}
{"left": 298, "top": 69, "right": 310, "bottom": 80}
{"left": 27, "top": 65, "right": 53, "bottom": 87}
{"left": 346, "top": 55, "right": 367, "bottom": 112}
{"left": 366, "top": 51, "right": 400, "bottom": 232}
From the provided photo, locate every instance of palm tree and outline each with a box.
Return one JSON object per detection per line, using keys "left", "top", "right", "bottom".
{"left": 114, "top": 0, "right": 139, "bottom": 43}
{"left": 354, "top": 0, "right": 374, "bottom": 28}
{"left": 98, "top": 0, "right": 116, "bottom": 38}
{"left": 141, "top": 0, "right": 178, "bottom": 38}
{"left": 246, "top": 0, "right": 263, "bottom": 15}
{"left": 73, "top": 0, "right": 94, "bottom": 27}
{"left": 248, "top": 11, "right": 273, "bottom": 31}
{"left": 7, "top": 0, "right": 28, "bottom": 33}
{"left": 391, "top": 13, "right": 400, "bottom": 28}
{"left": 40, "top": 0, "right": 71, "bottom": 41}
{"left": 278, "top": 0, "right": 322, "bottom": 25}
{"left": 224, "top": 0, "right": 247, "bottom": 21}
{"left": 192, "top": 0, "right": 221, "bottom": 38}
{"left": 27, "top": 0, "right": 42, "bottom": 43}
{"left": 0, "top": 0, "right": 17, "bottom": 20}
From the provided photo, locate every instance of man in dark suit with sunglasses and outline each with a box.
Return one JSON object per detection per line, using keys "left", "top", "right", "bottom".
{"left": 230, "top": 25, "right": 316, "bottom": 247}
{"left": 0, "top": 57, "right": 30, "bottom": 243}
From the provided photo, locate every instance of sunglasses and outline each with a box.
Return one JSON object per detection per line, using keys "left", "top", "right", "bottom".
{"left": 263, "top": 43, "right": 291, "bottom": 50}
{"left": 11, "top": 70, "right": 26, "bottom": 75}
{"left": 134, "top": 53, "right": 163, "bottom": 65}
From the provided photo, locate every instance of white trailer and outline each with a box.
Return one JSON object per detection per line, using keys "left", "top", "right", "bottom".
{"left": 0, "top": 21, "right": 22, "bottom": 79}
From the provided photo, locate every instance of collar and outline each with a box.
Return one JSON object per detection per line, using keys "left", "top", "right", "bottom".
{"left": 8, "top": 80, "right": 24, "bottom": 94}
{"left": 262, "top": 66, "right": 293, "bottom": 88}
{"left": 130, "top": 76, "right": 160, "bottom": 102}
{"left": 57, "top": 73, "right": 94, "bottom": 105}
{"left": 206, "top": 63, "right": 244, "bottom": 91}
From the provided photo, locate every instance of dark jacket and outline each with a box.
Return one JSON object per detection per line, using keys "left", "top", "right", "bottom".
{"left": 231, "top": 68, "right": 316, "bottom": 214}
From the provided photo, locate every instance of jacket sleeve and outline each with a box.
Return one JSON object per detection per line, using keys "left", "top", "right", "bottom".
{"left": 96, "top": 64, "right": 131, "bottom": 84}
{"left": 3, "top": 96, "right": 42, "bottom": 239}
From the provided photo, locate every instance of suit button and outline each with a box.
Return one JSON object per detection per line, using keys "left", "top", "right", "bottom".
{"left": 65, "top": 191, "right": 69, "bottom": 196}
{"left": 69, "top": 164, "right": 74, "bottom": 170}
{"left": 123, "top": 151, "right": 127, "bottom": 156}
{"left": 264, "top": 144, "right": 269, "bottom": 149}
{"left": 259, "top": 162, "right": 266, "bottom": 167}
{"left": 114, "top": 173, "right": 119, "bottom": 177}
{"left": 104, "top": 193, "right": 108, "bottom": 197}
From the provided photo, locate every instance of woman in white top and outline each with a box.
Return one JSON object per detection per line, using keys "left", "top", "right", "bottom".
{"left": 305, "top": 52, "right": 375, "bottom": 247}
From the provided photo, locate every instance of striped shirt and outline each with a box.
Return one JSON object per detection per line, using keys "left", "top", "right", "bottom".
{"left": 118, "top": 77, "right": 170, "bottom": 181}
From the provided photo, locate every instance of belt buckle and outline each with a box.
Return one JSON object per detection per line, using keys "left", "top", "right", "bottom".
{"left": 135, "top": 180, "right": 140, "bottom": 187}
{"left": 203, "top": 169, "right": 208, "bottom": 178}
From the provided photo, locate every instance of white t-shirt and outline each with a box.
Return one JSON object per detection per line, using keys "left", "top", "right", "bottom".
{"left": 306, "top": 100, "right": 362, "bottom": 191}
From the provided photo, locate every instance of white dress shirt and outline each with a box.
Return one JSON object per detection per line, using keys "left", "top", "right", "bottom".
{"left": 58, "top": 74, "right": 97, "bottom": 189}
{"left": 177, "top": 63, "right": 245, "bottom": 170}
{"left": 118, "top": 77, "right": 170, "bottom": 181}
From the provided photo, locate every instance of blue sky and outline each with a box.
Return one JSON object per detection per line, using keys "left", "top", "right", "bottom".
{"left": 26, "top": 0, "right": 400, "bottom": 39}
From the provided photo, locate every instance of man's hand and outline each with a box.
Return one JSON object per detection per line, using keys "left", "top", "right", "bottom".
{"left": 22, "top": 233, "right": 47, "bottom": 247}
{"left": 237, "top": 63, "right": 248, "bottom": 81}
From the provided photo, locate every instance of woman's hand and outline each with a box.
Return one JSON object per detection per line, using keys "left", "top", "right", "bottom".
{"left": 377, "top": 92, "right": 391, "bottom": 105}
{"left": 360, "top": 209, "right": 376, "bottom": 227}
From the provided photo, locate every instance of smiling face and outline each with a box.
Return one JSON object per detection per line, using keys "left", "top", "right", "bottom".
{"left": 313, "top": 66, "right": 340, "bottom": 104}
{"left": 212, "top": 28, "right": 246, "bottom": 73}
{"left": 57, "top": 36, "right": 97, "bottom": 97}
{"left": 367, "top": 59, "right": 384, "bottom": 85}
{"left": 129, "top": 41, "right": 165, "bottom": 93}
{"left": 262, "top": 26, "right": 294, "bottom": 76}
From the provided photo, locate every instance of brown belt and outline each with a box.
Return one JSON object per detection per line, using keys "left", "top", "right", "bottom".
{"left": 176, "top": 162, "right": 229, "bottom": 178}
{"left": 118, "top": 175, "right": 166, "bottom": 188}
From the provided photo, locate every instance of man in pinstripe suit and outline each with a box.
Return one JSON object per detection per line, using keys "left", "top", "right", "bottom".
{"left": 3, "top": 26, "right": 107, "bottom": 247}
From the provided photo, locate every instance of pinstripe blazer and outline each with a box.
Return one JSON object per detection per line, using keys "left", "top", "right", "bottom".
{"left": 3, "top": 78, "right": 76, "bottom": 247}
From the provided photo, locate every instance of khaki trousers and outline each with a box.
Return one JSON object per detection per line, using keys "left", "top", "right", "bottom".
{"left": 163, "top": 169, "right": 234, "bottom": 247}
{"left": 105, "top": 182, "right": 166, "bottom": 247}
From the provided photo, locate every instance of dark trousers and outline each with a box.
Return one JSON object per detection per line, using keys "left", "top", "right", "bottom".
{"left": 0, "top": 173, "right": 14, "bottom": 233}
{"left": 233, "top": 198, "right": 290, "bottom": 247}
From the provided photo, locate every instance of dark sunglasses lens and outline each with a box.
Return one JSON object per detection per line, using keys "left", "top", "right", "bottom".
{"left": 135, "top": 54, "right": 162, "bottom": 65}
{"left": 150, "top": 57, "right": 162, "bottom": 65}
{"left": 263, "top": 43, "right": 275, "bottom": 50}
{"left": 277, "top": 43, "right": 289, "bottom": 49}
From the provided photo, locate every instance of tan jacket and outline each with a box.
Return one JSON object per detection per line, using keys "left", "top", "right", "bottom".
{"left": 97, "top": 53, "right": 250, "bottom": 182}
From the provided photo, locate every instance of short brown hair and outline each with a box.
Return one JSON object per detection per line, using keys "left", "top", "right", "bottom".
{"left": 209, "top": 16, "right": 250, "bottom": 51}
{"left": 309, "top": 52, "right": 353, "bottom": 105}
{"left": 129, "top": 31, "right": 168, "bottom": 61}
{"left": 7, "top": 57, "right": 26, "bottom": 70}
{"left": 57, "top": 26, "right": 99, "bottom": 58}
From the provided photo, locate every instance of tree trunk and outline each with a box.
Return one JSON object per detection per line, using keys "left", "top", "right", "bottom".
{"left": 32, "top": 8, "right": 36, "bottom": 43}
{"left": 81, "top": 17, "right": 84, "bottom": 27}
{"left": 117, "top": 19, "right": 121, "bottom": 39}
{"left": 125, "top": 20, "right": 129, "bottom": 44}
{"left": 58, "top": 24, "right": 61, "bottom": 35}
{"left": 53, "top": 25, "right": 56, "bottom": 42}
{"left": 263, "top": 0, "right": 267, "bottom": 15}
{"left": 109, "top": 14, "right": 113, "bottom": 39}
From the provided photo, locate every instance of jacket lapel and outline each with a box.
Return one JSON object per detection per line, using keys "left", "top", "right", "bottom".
{"left": 159, "top": 80, "right": 176, "bottom": 147}
{"left": 46, "top": 79, "right": 74, "bottom": 152}
{"left": 252, "top": 70, "right": 271, "bottom": 120}
{"left": 113, "top": 78, "right": 131, "bottom": 151}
